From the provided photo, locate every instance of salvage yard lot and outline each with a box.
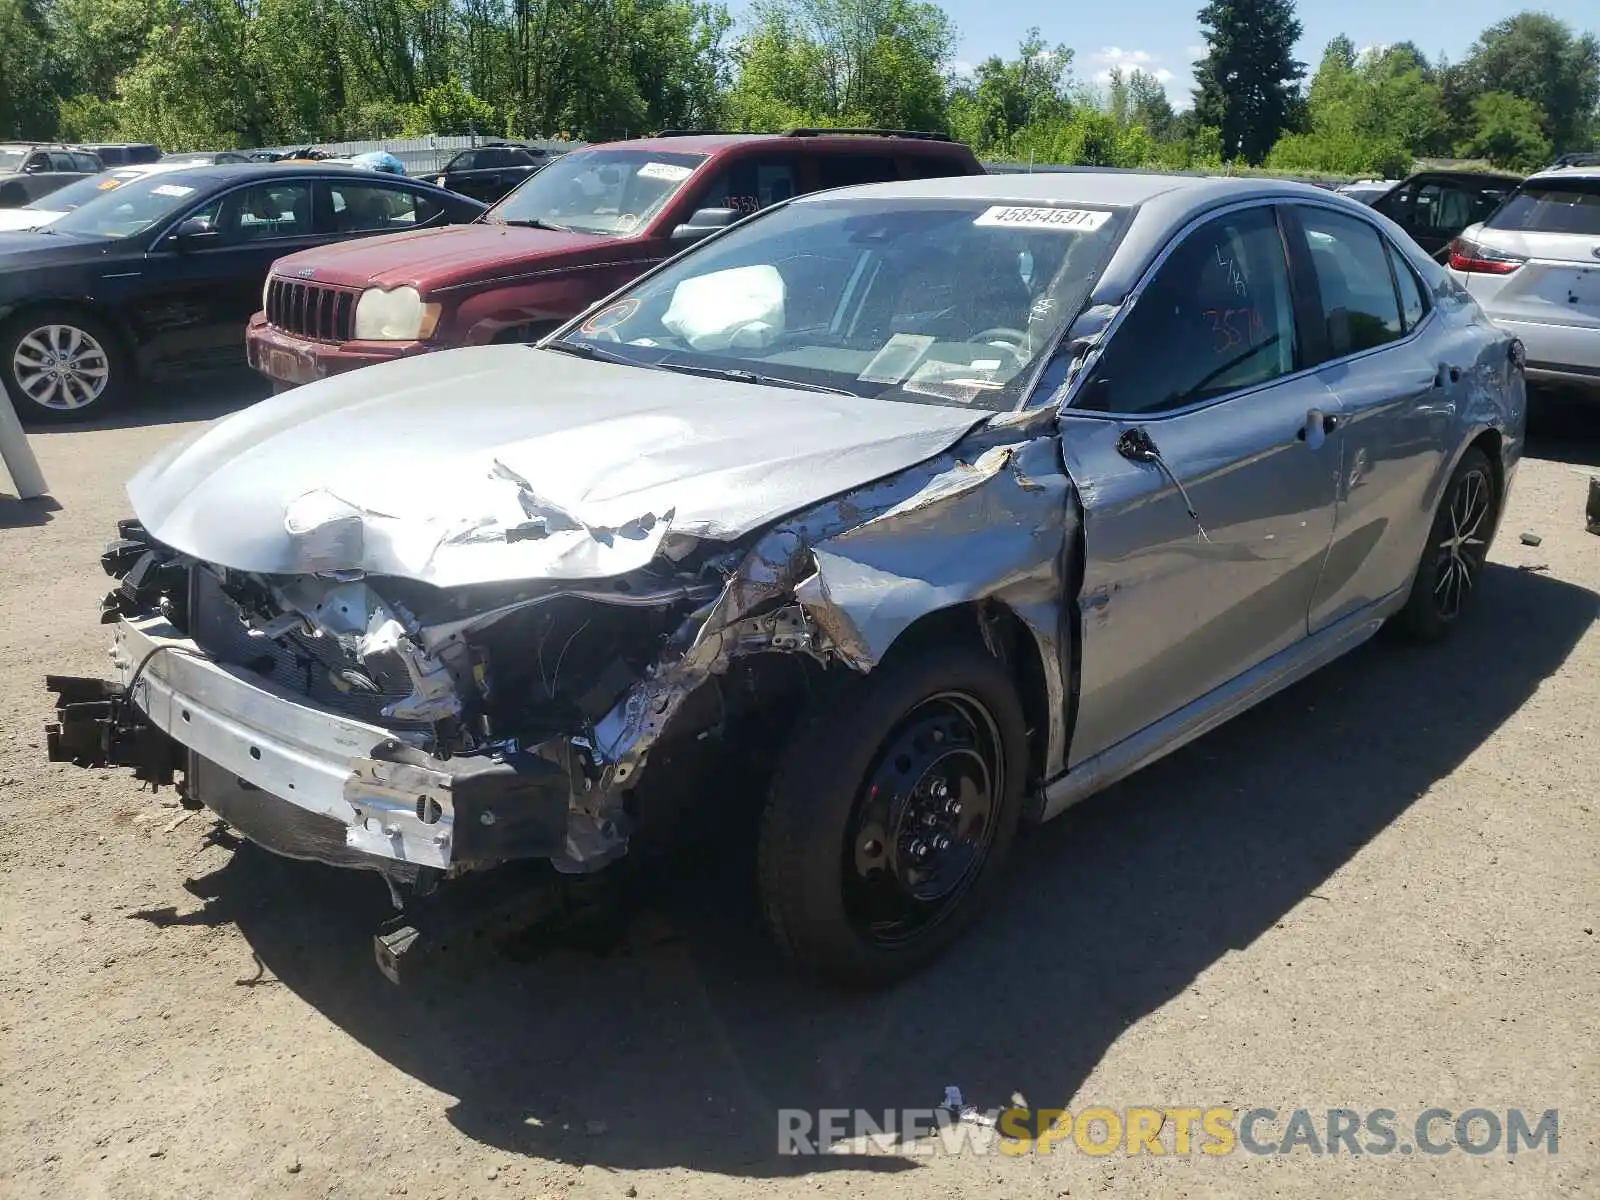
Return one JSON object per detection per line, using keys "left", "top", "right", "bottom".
{"left": 2, "top": 380, "right": 1597, "bottom": 1200}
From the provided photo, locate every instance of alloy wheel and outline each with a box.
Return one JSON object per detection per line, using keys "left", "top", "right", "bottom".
{"left": 10, "top": 323, "right": 111, "bottom": 412}
{"left": 843, "top": 691, "right": 1004, "bottom": 947}
{"left": 1432, "top": 466, "right": 1492, "bottom": 621}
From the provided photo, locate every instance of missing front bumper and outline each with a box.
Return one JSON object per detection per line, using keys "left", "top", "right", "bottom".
{"left": 45, "top": 616, "right": 572, "bottom": 872}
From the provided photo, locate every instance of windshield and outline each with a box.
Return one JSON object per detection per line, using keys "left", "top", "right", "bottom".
{"left": 0, "top": 148, "right": 27, "bottom": 172}
{"left": 1488, "top": 179, "right": 1600, "bottom": 236}
{"left": 22, "top": 168, "right": 155, "bottom": 213}
{"left": 486, "top": 149, "right": 707, "bottom": 235}
{"left": 555, "top": 196, "right": 1130, "bottom": 411}
{"left": 48, "top": 173, "right": 208, "bottom": 238}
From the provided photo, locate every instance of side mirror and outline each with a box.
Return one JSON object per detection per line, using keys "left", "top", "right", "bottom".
{"left": 22, "top": 160, "right": 46, "bottom": 175}
{"left": 671, "top": 207, "right": 739, "bottom": 244}
{"left": 172, "top": 216, "right": 220, "bottom": 251}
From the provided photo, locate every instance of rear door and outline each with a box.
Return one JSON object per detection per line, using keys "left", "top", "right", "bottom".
{"left": 1458, "top": 176, "right": 1600, "bottom": 378}
{"left": 1058, "top": 202, "right": 1342, "bottom": 765}
{"left": 1287, "top": 204, "right": 1461, "bottom": 630}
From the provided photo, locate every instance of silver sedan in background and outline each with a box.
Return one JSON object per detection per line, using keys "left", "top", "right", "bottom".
{"left": 49, "top": 172, "right": 1526, "bottom": 986}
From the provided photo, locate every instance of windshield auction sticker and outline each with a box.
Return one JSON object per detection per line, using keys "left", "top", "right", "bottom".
{"left": 973, "top": 206, "right": 1111, "bottom": 232}
{"left": 637, "top": 162, "right": 694, "bottom": 182}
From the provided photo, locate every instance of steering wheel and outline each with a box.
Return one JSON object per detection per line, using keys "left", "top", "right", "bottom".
{"left": 970, "top": 326, "right": 1028, "bottom": 346}
{"left": 969, "top": 327, "right": 1030, "bottom": 357}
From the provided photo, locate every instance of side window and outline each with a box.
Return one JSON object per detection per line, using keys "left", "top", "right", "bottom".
{"left": 1079, "top": 206, "right": 1297, "bottom": 414}
{"left": 448, "top": 151, "right": 478, "bottom": 173}
{"left": 1387, "top": 242, "right": 1428, "bottom": 332}
{"left": 24, "top": 153, "right": 50, "bottom": 172}
{"left": 328, "top": 182, "right": 425, "bottom": 232}
{"left": 899, "top": 154, "right": 966, "bottom": 181}
{"left": 1411, "top": 182, "right": 1473, "bottom": 235}
{"left": 72, "top": 153, "right": 101, "bottom": 172}
{"left": 213, "top": 182, "right": 314, "bottom": 244}
{"left": 48, "top": 152, "right": 77, "bottom": 171}
{"left": 695, "top": 155, "right": 799, "bottom": 215}
{"left": 817, "top": 155, "right": 899, "bottom": 190}
{"left": 1297, "top": 207, "right": 1404, "bottom": 359}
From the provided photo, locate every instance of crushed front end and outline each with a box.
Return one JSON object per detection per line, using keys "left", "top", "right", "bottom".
{"left": 46, "top": 519, "right": 761, "bottom": 888}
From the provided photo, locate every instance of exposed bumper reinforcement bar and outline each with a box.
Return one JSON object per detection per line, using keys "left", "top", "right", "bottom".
{"left": 46, "top": 616, "right": 572, "bottom": 872}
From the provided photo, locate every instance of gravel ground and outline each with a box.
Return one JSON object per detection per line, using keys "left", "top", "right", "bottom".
{"left": 2, "top": 379, "right": 1597, "bottom": 1200}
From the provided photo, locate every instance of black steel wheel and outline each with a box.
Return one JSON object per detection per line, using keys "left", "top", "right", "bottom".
{"left": 758, "top": 641, "right": 1027, "bottom": 986}
{"left": 1393, "top": 446, "right": 1498, "bottom": 641}
{"left": 843, "top": 692, "right": 1004, "bottom": 947}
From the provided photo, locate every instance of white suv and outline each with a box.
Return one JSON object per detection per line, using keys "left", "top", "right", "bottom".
{"left": 1447, "top": 165, "right": 1600, "bottom": 396}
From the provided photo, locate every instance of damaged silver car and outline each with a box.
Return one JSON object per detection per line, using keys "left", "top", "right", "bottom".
{"left": 48, "top": 173, "right": 1526, "bottom": 985}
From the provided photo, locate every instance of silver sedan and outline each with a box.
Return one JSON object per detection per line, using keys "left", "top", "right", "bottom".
{"left": 49, "top": 171, "right": 1526, "bottom": 986}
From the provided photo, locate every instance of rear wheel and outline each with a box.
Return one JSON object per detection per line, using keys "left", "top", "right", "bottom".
{"left": 1392, "top": 446, "right": 1498, "bottom": 641}
{"left": 1, "top": 307, "right": 132, "bottom": 424}
{"left": 757, "top": 642, "right": 1027, "bottom": 985}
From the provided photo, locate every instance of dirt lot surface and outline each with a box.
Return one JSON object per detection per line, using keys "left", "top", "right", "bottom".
{"left": 3, "top": 379, "right": 1597, "bottom": 1200}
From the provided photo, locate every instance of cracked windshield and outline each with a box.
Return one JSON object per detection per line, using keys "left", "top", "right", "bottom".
{"left": 486, "top": 148, "right": 708, "bottom": 235}
{"left": 558, "top": 197, "right": 1128, "bottom": 410}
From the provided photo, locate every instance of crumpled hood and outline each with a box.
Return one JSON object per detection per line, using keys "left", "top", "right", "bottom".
{"left": 269, "top": 223, "right": 610, "bottom": 291}
{"left": 129, "top": 345, "right": 985, "bottom": 586}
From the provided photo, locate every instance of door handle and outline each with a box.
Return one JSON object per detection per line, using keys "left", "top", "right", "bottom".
{"left": 1295, "top": 410, "right": 1339, "bottom": 440}
{"left": 1433, "top": 363, "right": 1462, "bottom": 388}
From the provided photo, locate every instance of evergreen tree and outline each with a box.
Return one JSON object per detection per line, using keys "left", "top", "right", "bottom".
{"left": 1192, "top": 0, "right": 1306, "bottom": 163}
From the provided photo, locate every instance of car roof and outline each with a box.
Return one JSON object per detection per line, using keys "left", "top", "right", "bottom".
{"left": 583, "top": 131, "right": 969, "bottom": 155}
{"left": 797, "top": 170, "right": 1338, "bottom": 209}
{"left": 1524, "top": 164, "right": 1600, "bottom": 184}
{"left": 118, "top": 161, "right": 453, "bottom": 187}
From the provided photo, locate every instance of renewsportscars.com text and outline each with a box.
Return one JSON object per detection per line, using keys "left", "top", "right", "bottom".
{"left": 778, "top": 1106, "right": 1559, "bottom": 1157}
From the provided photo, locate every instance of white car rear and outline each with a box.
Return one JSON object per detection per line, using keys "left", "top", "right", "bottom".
{"left": 1447, "top": 166, "right": 1600, "bottom": 394}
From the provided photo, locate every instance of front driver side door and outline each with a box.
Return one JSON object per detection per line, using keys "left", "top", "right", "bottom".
{"left": 1058, "top": 202, "right": 1344, "bottom": 767}
{"left": 136, "top": 179, "right": 326, "bottom": 369}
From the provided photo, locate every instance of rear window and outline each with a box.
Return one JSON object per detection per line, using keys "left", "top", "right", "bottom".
{"left": 1487, "top": 180, "right": 1600, "bottom": 236}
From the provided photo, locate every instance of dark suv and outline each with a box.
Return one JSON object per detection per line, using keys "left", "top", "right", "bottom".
{"left": 433, "top": 142, "right": 553, "bottom": 202}
{"left": 248, "top": 129, "right": 985, "bottom": 387}
{"left": 0, "top": 144, "right": 104, "bottom": 206}
{"left": 73, "top": 143, "right": 163, "bottom": 167}
{"left": 1366, "top": 169, "right": 1524, "bottom": 260}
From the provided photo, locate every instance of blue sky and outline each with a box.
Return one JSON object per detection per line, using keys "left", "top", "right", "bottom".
{"left": 726, "top": 1, "right": 1598, "bottom": 108}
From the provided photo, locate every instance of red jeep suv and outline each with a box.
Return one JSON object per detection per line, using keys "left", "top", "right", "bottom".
{"left": 247, "top": 129, "right": 985, "bottom": 387}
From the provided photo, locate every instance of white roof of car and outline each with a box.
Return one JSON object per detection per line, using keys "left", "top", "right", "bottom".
{"left": 1525, "top": 165, "right": 1600, "bottom": 184}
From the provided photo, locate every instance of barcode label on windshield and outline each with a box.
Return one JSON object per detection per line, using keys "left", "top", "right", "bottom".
{"left": 973, "top": 206, "right": 1111, "bottom": 232}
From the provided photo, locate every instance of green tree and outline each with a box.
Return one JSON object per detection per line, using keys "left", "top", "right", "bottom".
{"left": 0, "top": 0, "right": 62, "bottom": 138}
{"left": 1458, "top": 90, "right": 1553, "bottom": 169}
{"left": 947, "top": 28, "right": 1072, "bottom": 152}
{"left": 1126, "top": 69, "right": 1176, "bottom": 139}
{"left": 1462, "top": 13, "right": 1600, "bottom": 152}
{"left": 727, "top": 0, "right": 953, "bottom": 132}
{"left": 1192, "top": 0, "right": 1306, "bottom": 164}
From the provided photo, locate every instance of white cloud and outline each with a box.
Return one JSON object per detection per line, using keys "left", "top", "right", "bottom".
{"left": 950, "top": 59, "right": 976, "bottom": 78}
{"left": 1088, "top": 46, "right": 1175, "bottom": 84}
{"left": 1357, "top": 42, "right": 1391, "bottom": 58}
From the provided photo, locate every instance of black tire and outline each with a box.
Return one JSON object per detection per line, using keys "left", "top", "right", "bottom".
{"left": 757, "top": 641, "right": 1028, "bottom": 986}
{"left": 1391, "top": 446, "right": 1498, "bottom": 642}
{"left": 1, "top": 306, "right": 134, "bottom": 424}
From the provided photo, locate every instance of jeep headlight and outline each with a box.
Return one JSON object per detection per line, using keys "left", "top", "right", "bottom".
{"left": 353, "top": 286, "right": 442, "bottom": 341}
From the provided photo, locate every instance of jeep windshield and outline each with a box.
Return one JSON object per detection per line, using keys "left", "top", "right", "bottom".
{"left": 552, "top": 195, "right": 1130, "bottom": 411}
{"left": 485, "top": 148, "right": 707, "bottom": 236}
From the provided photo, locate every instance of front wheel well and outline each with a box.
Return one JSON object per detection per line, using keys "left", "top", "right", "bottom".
{"left": 1468, "top": 427, "right": 1504, "bottom": 508}
{"left": 877, "top": 601, "right": 1054, "bottom": 792}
